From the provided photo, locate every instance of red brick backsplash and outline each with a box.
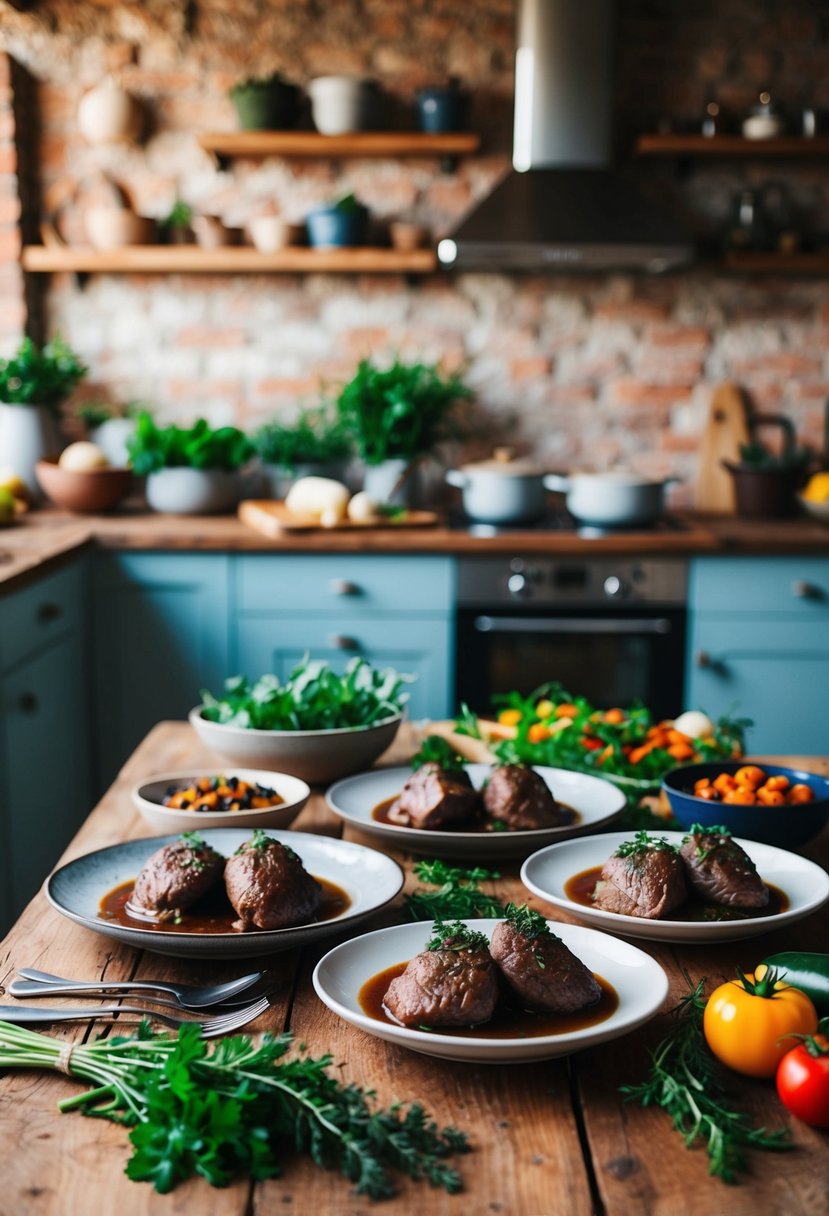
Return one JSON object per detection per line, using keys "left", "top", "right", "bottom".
{"left": 0, "top": 1, "right": 826, "bottom": 500}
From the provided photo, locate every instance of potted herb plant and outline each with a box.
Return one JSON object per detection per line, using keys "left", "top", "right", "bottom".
{"left": 127, "top": 412, "right": 254, "bottom": 514}
{"left": 306, "top": 193, "right": 368, "bottom": 249}
{"left": 723, "top": 414, "right": 814, "bottom": 518}
{"left": 159, "top": 199, "right": 193, "bottom": 245}
{"left": 254, "top": 405, "right": 353, "bottom": 498}
{"left": 336, "top": 356, "right": 472, "bottom": 505}
{"left": 229, "top": 73, "right": 298, "bottom": 131}
{"left": 0, "top": 337, "right": 86, "bottom": 497}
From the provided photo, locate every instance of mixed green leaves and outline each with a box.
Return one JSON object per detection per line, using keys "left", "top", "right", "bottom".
{"left": 336, "top": 356, "right": 472, "bottom": 464}
{"left": 254, "top": 404, "right": 352, "bottom": 469}
{"left": 621, "top": 980, "right": 791, "bottom": 1183}
{"left": 403, "top": 859, "right": 506, "bottom": 922}
{"left": 409, "top": 735, "right": 466, "bottom": 772}
{"left": 199, "top": 655, "right": 411, "bottom": 731}
{"left": 0, "top": 337, "right": 86, "bottom": 409}
{"left": 0, "top": 1021, "right": 468, "bottom": 1197}
{"left": 127, "top": 411, "right": 254, "bottom": 474}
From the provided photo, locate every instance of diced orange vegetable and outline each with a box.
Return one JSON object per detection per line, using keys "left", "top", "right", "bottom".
{"left": 765, "top": 775, "right": 790, "bottom": 792}
{"left": 713, "top": 773, "right": 738, "bottom": 794}
{"left": 498, "top": 708, "right": 522, "bottom": 727}
{"left": 527, "top": 722, "right": 551, "bottom": 743}
{"left": 628, "top": 745, "right": 653, "bottom": 765}
{"left": 694, "top": 777, "right": 713, "bottom": 793}
{"left": 789, "top": 783, "right": 816, "bottom": 803}
{"left": 697, "top": 787, "right": 721, "bottom": 801}
{"left": 667, "top": 742, "right": 695, "bottom": 761}
{"left": 604, "top": 708, "right": 625, "bottom": 724}
{"left": 734, "top": 765, "right": 765, "bottom": 789}
{"left": 555, "top": 703, "right": 579, "bottom": 719}
{"left": 724, "top": 787, "right": 756, "bottom": 805}
{"left": 757, "top": 788, "right": 786, "bottom": 806}
{"left": 667, "top": 729, "right": 692, "bottom": 746}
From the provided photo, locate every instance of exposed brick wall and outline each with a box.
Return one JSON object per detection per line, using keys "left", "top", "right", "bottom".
{"left": 0, "top": 52, "right": 41, "bottom": 353}
{"left": 1, "top": 1, "right": 828, "bottom": 501}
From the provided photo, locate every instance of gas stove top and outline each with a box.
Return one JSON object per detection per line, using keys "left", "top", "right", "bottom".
{"left": 447, "top": 508, "right": 694, "bottom": 538}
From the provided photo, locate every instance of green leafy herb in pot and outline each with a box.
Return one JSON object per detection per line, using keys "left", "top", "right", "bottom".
{"left": 0, "top": 337, "right": 86, "bottom": 410}
{"left": 199, "top": 655, "right": 411, "bottom": 731}
{"left": 0, "top": 1021, "right": 469, "bottom": 1197}
{"left": 127, "top": 412, "right": 254, "bottom": 475}
{"left": 254, "top": 405, "right": 352, "bottom": 470}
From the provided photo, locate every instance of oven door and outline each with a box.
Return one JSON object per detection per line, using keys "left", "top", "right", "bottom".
{"left": 456, "top": 607, "right": 686, "bottom": 721}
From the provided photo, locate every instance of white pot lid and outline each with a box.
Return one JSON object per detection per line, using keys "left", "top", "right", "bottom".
{"left": 458, "top": 448, "right": 545, "bottom": 477}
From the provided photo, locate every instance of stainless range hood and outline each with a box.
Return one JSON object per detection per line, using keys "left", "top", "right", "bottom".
{"left": 437, "top": 0, "right": 693, "bottom": 273}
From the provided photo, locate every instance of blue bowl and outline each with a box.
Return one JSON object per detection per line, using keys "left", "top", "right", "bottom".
{"left": 662, "top": 761, "right": 829, "bottom": 850}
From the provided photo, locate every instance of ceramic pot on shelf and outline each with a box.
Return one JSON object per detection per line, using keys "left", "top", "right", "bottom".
{"left": 145, "top": 468, "right": 240, "bottom": 515}
{"left": 77, "top": 78, "right": 143, "bottom": 145}
{"left": 0, "top": 403, "right": 62, "bottom": 500}
{"left": 363, "top": 458, "right": 419, "bottom": 507}
{"left": 307, "top": 77, "right": 375, "bottom": 135}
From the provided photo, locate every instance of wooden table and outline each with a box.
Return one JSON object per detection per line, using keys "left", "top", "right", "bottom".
{"left": 1, "top": 723, "right": 827, "bottom": 1216}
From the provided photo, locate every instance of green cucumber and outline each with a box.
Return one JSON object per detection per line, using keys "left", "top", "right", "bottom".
{"left": 760, "top": 952, "right": 829, "bottom": 1015}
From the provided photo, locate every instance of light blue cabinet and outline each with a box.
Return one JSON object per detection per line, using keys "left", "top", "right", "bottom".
{"left": 687, "top": 556, "right": 829, "bottom": 753}
{"left": 92, "top": 553, "right": 231, "bottom": 787}
{"left": 233, "top": 554, "right": 455, "bottom": 721}
{"left": 0, "top": 562, "right": 91, "bottom": 929}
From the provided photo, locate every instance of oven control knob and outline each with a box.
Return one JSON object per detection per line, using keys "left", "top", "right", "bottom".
{"left": 603, "top": 575, "right": 628, "bottom": 599}
{"left": 508, "top": 573, "right": 530, "bottom": 597}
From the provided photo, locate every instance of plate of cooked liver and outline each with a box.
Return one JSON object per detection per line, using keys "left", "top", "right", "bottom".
{"left": 326, "top": 761, "right": 625, "bottom": 859}
{"left": 521, "top": 828, "right": 829, "bottom": 943}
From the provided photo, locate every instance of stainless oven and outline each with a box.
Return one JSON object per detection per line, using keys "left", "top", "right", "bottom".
{"left": 456, "top": 557, "right": 687, "bottom": 720}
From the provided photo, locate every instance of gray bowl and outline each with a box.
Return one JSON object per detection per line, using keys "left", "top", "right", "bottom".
{"left": 189, "top": 707, "right": 403, "bottom": 785}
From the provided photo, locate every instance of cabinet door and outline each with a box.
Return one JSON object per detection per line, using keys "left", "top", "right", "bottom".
{"left": 1, "top": 634, "right": 91, "bottom": 921}
{"left": 236, "top": 615, "right": 454, "bottom": 721}
{"left": 93, "top": 553, "right": 231, "bottom": 788}
{"left": 686, "top": 618, "right": 829, "bottom": 753}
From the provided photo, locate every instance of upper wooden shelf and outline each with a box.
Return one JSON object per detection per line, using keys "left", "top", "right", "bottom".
{"left": 198, "top": 131, "right": 481, "bottom": 160}
{"left": 721, "top": 250, "right": 829, "bottom": 274}
{"left": 21, "top": 245, "right": 437, "bottom": 275}
{"left": 636, "top": 133, "right": 829, "bottom": 157}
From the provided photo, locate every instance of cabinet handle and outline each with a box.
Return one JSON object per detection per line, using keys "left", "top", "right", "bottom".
{"left": 18, "top": 692, "right": 38, "bottom": 714}
{"left": 37, "top": 602, "right": 63, "bottom": 624}
{"left": 329, "top": 579, "right": 362, "bottom": 597}
{"left": 792, "top": 580, "right": 825, "bottom": 601}
{"left": 329, "top": 634, "right": 360, "bottom": 651}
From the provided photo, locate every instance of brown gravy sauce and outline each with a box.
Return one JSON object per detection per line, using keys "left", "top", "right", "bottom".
{"left": 565, "top": 866, "right": 789, "bottom": 923}
{"left": 99, "top": 875, "right": 350, "bottom": 934}
{"left": 372, "top": 795, "right": 579, "bottom": 832}
{"left": 359, "top": 961, "right": 618, "bottom": 1038}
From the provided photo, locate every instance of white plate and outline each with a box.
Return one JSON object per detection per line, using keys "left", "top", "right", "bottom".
{"left": 46, "top": 829, "right": 404, "bottom": 959}
{"left": 325, "top": 764, "right": 626, "bottom": 859}
{"left": 312, "top": 918, "right": 668, "bottom": 1063}
{"left": 521, "top": 831, "right": 829, "bottom": 943}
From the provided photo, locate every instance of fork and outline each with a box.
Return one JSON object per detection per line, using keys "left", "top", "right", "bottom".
{"left": 12, "top": 967, "right": 264, "bottom": 1010}
{"left": 0, "top": 994, "right": 271, "bottom": 1038}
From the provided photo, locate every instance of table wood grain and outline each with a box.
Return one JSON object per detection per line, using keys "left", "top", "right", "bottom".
{"left": 0, "top": 723, "right": 827, "bottom": 1215}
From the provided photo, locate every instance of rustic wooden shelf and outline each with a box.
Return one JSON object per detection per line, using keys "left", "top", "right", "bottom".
{"left": 21, "top": 245, "right": 438, "bottom": 275}
{"left": 198, "top": 130, "right": 480, "bottom": 160}
{"left": 636, "top": 133, "right": 829, "bottom": 157}
{"left": 721, "top": 250, "right": 829, "bottom": 274}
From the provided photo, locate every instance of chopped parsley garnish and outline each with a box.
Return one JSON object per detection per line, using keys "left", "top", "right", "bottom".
{"left": 426, "top": 920, "right": 489, "bottom": 954}
{"left": 410, "top": 735, "right": 466, "bottom": 773}
{"left": 504, "top": 902, "right": 553, "bottom": 943}
{"left": 179, "top": 831, "right": 206, "bottom": 849}
{"left": 403, "top": 860, "right": 505, "bottom": 922}
{"left": 614, "top": 831, "right": 677, "bottom": 858}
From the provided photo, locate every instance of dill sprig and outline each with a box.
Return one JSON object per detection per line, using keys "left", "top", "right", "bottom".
{"left": 403, "top": 859, "right": 506, "bottom": 922}
{"left": 0, "top": 1022, "right": 469, "bottom": 1198}
{"left": 621, "top": 979, "right": 792, "bottom": 1183}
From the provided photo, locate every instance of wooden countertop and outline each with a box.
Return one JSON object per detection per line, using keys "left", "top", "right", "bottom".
{"left": 0, "top": 505, "right": 827, "bottom": 592}
{"left": 0, "top": 720, "right": 827, "bottom": 1215}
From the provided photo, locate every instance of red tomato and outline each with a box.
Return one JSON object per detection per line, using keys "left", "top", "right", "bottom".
{"left": 776, "top": 1034, "right": 829, "bottom": 1127}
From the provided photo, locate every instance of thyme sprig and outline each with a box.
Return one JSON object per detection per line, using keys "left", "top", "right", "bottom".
{"left": 621, "top": 979, "right": 792, "bottom": 1183}
{"left": 403, "top": 859, "right": 506, "bottom": 922}
{"left": 0, "top": 1022, "right": 469, "bottom": 1198}
{"left": 426, "top": 920, "right": 490, "bottom": 953}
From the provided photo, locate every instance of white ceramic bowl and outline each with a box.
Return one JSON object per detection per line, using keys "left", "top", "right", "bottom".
{"left": 189, "top": 707, "right": 403, "bottom": 785}
{"left": 131, "top": 767, "right": 310, "bottom": 833}
{"left": 145, "top": 468, "right": 239, "bottom": 514}
{"left": 799, "top": 494, "right": 829, "bottom": 524}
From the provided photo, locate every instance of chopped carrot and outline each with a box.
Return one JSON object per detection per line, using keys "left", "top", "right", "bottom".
{"left": 667, "top": 742, "right": 695, "bottom": 761}
{"left": 694, "top": 777, "right": 713, "bottom": 793}
{"left": 666, "top": 729, "right": 692, "bottom": 746}
{"left": 527, "top": 722, "right": 550, "bottom": 743}
{"left": 765, "top": 775, "right": 790, "bottom": 792}
{"left": 757, "top": 787, "right": 786, "bottom": 806}
{"left": 789, "top": 783, "right": 816, "bottom": 803}
{"left": 734, "top": 765, "right": 765, "bottom": 789}
{"left": 604, "top": 707, "right": 625, "bottom": 724}
{"left": 498, "top": 708, "right": 522, "bottom": 727}
{"left": 628, "top": 745, "right": 654, "bottom": 765}
{"left": 713, "top": 773, "right": 737, "bottom": 794}
{"left": 555, "top": 703, "right": 579, "bottom": 719}
{"left": 724, "top": 787, "right": 756, "bottom": 805}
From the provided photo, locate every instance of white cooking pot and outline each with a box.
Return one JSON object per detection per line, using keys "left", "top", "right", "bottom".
{"left": 446, "top": 450, "right": 551, "bottom": 524}
{"left": 544, "top": 471, "right": 679, "bottom": 527}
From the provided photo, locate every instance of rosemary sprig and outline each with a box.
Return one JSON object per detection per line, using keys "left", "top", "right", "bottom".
{"left": 0, "top": 1022, "right": 469, "bottom": 1198}
{"left": 403, "top": 859, "right": 506, "bottom": 922}
{"left": 621, "top": 980, "right": 792, "bottom": 1183}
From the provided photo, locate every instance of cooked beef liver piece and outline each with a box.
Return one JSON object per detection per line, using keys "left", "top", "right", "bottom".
{"left": 390, "top": 763, "right": 481, "bottom": 830}
{"left": 224, "top": 833, "right": 322, "bottom": 931}
{"left": 130, "top": 836, "right": 224, "bottom": 915}
{"left": 490, "top": 920, "right": 600, "bottom": 1013}
{"left": 680, "top": 829, "right": 769, "bottom": 908}
{"left": 593, "top": 840, "right": 688, "bottom": 918}
{"left": 383, "top": 931, "right": 499, "bottom": 1028}
{"left": 482, "top": 764, "right": 566, "bottom": 830}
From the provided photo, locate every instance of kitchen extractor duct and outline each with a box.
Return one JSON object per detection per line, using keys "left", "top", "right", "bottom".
{"left": 437, "top": 0, "right": 693, "bottom": 273}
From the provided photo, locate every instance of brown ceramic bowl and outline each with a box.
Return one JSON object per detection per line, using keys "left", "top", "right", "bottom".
{"left": 36, "top": 458, "right": 133, "bottom": 514}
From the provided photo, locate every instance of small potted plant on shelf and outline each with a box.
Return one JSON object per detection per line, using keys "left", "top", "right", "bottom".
{"left": 229, "top": 73, "right": 298, "bottom": 130}
{"left": 336, "top": 356, "right": 472, "bottom": 505}
{"left": 127, "top": 411, "right": 254, "bottom": 514}
{"left": 254, "top": 405, "right": 353, "bottom": 498}
{"left": 159, "top": 199, "right": 194, "bottom": 245}
{"left": 0, "top": 337, "right": 86, "bottom": 497}
{"left": 722, "top": 414, "right": 814, "bottom": 518}
{"left": 305, "top": 193, "right": 368, "bottom": 249}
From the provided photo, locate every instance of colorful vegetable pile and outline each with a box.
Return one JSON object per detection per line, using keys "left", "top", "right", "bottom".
{"left": 162, "top": 776, "right": 283, "bottom": 814}
{"left": 692, "top": 766, "right": 815, "bottom": 806}
{"left": 460, "top": 684, "right": 748, "bottom": 788}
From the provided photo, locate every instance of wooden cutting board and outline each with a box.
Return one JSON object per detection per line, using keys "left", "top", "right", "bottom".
{"left": 238, "top": 499, "right": 440, "bottom": 536}
{"left": 694, "top": 382, "right": 752, "bottom": 513}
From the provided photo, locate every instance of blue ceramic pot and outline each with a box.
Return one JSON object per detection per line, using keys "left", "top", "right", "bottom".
{"left": 306, "top": 204, "right": 368, "bottom": 248}
{"left": 416, "top": 86, "right": 465, "bottom": 133}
